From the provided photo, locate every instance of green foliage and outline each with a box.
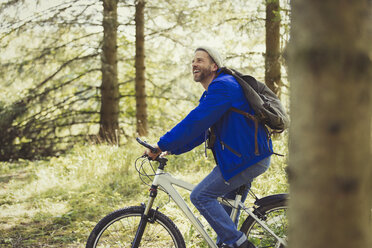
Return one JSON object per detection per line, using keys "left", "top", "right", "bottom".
{"left": 0, "top": 142, "right": 141, "bottom": 247}
{"left": 1, "top": 0, "right": 291, "bottom": 244}
{"left": 0, "top": 136, "right": 288, "bottom": 247}
{"left": 0, "top": 0, "right": 291, "bottom": 160}
{"left": 0, "top": 101, "right": 27, "bottom": 160}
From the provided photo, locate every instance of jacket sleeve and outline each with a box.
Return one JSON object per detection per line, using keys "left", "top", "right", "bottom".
{"left": 158, "top": 81, "right": 231, "bottom": 153}
{"left": 169, "top": 131, "right": 205, "bottom": 155}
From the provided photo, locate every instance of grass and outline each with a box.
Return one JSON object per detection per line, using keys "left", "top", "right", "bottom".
{"left": 0, "top": 136, "right": 288, "bottom": 247}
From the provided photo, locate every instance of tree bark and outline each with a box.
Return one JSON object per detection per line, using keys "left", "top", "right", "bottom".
{"left": 99, "top": 0, "right": 119, "bottom": 143}
{"left": 265, "top": 0, "right": 281, "bottom": 96}
{"left": 287, "top": 1, "right": 372, "bottom": 248}
{"left": 135, "top": 0, "right": 147, "bottom": 136}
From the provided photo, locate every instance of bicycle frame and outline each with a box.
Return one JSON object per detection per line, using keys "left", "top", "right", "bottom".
{"left": 143, "top": 166, "right": 287, "bottom": 248}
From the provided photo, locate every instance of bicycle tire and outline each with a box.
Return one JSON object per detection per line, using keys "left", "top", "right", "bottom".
{"left": 240, "top": 200, "right": 288, "bottom": 248}
{"left": 86, "top": 205, "right": 186, "bottom": 248}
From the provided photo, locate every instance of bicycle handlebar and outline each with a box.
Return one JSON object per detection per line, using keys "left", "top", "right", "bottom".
{"left": 136, "top": 137, "right": 159, "bottom": 153}
{"left": 136, "top": 137, "right": 168, "bottom": 166}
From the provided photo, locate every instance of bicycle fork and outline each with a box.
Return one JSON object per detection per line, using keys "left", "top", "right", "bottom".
{"left": 131, "top": 184, "right": 158, "bottom": 248}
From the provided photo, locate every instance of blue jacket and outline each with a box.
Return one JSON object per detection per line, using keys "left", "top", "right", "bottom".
{"left": 158, "top": 72, "right": 272, "bottom": 181}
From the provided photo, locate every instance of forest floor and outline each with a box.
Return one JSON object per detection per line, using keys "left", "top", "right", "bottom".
{"left": 0, "top": 140, "right": 288, "bottom": 247}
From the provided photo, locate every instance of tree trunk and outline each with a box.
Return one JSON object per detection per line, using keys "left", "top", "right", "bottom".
{"left": 99, "top": 0, "right": 119, "bottom": 144}
{"left": 287, "top": 1, "right": 372, "bottom": 248}
{"left": 265, "top": 0, "right": 281, "bottom": 96}
{"left": 135, "top": 0, "right": 147, "bottom": 136}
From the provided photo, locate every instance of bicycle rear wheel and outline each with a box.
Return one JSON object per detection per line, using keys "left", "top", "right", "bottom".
{"left": 86, "top": 205, "right": 186, "bottom": 248}
{"left": 240, "top": 200, "right": 288, "bottom": 248}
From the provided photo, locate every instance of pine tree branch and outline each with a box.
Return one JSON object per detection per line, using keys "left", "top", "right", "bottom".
{"left": 22, "top": 53, "right": 99, "bottom": 103}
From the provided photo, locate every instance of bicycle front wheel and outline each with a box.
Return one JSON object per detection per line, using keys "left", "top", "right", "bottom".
{"left": 86, "top": 205, "right": 186, "bottom": 248}
{"left": 240, "top": 200, "right": 288, "bottom": 248}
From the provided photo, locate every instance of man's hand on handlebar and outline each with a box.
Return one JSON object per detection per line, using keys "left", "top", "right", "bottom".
{"left": 136, "top": 138, "right": 169, "bottom": 160}
{"left": 144, "top": 145, "right": 169, "bottom": 160}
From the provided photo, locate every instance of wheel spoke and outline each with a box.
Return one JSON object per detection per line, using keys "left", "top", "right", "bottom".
{"left": 86, "top": 206, "right": 185, "bottom": 248}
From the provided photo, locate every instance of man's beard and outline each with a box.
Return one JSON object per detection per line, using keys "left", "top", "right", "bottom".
{"left": 193, "top": 66, "right": 212, "bottom": 82}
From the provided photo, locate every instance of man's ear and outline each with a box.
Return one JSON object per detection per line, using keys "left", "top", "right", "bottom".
{"left": 212, "top": 63, "right": 218, "bottom": 72}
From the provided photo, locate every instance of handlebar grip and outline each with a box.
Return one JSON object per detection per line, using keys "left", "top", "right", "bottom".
{"left": 136, "top": 137, "right": 159, "bottom": 153}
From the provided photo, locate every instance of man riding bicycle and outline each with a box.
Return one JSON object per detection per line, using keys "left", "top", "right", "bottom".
{"left": 145, "top": 46, "right": 272, "bottom": 248}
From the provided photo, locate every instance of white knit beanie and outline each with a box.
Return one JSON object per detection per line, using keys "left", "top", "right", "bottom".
{"left": 195, "top": 46, "right": 223, "bottom": 68}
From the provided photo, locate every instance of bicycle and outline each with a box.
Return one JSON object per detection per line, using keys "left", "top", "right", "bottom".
{"left": 86, "top": 138, "right": 288, "bottom": 248}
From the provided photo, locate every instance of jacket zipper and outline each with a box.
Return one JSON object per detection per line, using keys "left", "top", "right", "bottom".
{"left": 220, "top": 141, "right": 242, "bottom": 157}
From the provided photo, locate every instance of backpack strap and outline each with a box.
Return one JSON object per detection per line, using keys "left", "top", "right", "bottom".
{"left": 231, "top": 107, "right": 285, "bottom": 157}
{"left": 230, "top": 107, "right": 260, "bottom": 156}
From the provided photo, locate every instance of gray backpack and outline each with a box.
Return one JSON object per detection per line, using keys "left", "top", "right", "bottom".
{"left": 212, "top": 68, "right": 289, "bottom": 156}
{"left": 220, "top": 67, "right": 289, "bottom": 132}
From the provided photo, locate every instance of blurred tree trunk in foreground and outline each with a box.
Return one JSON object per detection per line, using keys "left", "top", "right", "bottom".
{"left": 135, "top": 0, "right": 147, "bottom": 136}
{"left": 265, "top": 0, "right": 281, "bottom": 96}
{"left": 99, "top": 0, "right": 120, "bottom": 143}
{"left": 287, "top": 0, "right": 372, "bottom": 248}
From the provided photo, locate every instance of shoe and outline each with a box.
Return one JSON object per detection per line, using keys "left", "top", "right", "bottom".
{"left": 220, "top": 240, "right": 256, "bottom": 248}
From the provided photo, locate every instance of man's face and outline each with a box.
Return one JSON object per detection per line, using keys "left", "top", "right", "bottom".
{"left": 192, "top": 50, "right": 216, "bottom": 83}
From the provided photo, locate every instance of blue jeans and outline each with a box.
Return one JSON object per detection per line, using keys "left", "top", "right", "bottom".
{"left": 190, "top": 157, "right": 271, "bottom": 247}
